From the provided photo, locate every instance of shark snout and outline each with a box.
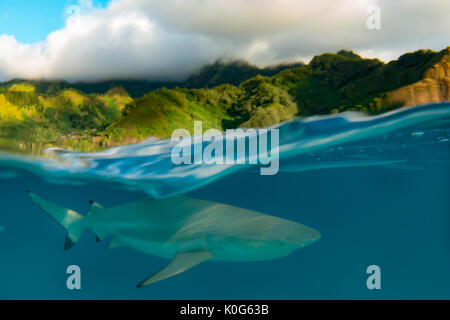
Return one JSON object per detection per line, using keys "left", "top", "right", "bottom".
{"left": 283, "top": 227, "right": 321, "bottom": 248}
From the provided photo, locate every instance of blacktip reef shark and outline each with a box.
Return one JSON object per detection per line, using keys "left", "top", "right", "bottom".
{"left": 27, "top": 191, "right": 321, "bottom": 287}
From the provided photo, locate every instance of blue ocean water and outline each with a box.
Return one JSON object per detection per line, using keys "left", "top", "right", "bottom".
{"left": 0, "top": 103, "right": 449, "bottom": 299}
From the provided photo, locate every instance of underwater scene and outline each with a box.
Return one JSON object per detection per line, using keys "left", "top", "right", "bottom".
{"left": 0, "top": 103, "right": 449, "bottom": 300}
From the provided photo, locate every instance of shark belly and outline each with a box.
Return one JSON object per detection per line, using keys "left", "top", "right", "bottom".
{"left": 116, "top": 233, "right": 209, "bottom": 260}
{"left": 210, "top": 237, "right": 298, "bottom": 261}
{"left": 111, "top": 232, "right": 292, "bottom": 262}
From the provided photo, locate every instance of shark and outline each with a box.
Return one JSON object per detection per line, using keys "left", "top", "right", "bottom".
{"left": 27, "top": 191, "right": 321, "bottom": 287}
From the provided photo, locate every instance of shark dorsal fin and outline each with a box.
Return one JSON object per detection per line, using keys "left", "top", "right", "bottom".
{"left": 106, "top": 236, "right": 125, "bottom": 250}
{"left": 136, "top": 250, "right": 213, "bottom": 287}
{"left": 88, "top": 200, "right": 104, "bottom": 216}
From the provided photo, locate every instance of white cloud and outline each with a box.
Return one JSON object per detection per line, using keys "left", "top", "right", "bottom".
{"left": 0, "top": 0, "right": 448, "bottom": 82}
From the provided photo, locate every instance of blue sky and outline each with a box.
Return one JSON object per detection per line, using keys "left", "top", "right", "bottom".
{"left": 0, "top": 0, "right": 109, "bottom": 43}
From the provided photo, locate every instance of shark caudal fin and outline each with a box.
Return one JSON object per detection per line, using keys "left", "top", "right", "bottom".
{"left": 26, "top": 191, "right": 85, "bottom": 250}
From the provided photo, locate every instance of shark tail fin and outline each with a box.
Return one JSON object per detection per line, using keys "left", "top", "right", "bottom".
{"left": 26, "top": 191, "right": 85, "bottom": 250}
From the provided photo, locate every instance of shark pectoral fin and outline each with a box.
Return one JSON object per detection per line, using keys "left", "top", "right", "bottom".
{"left": 136, "top": 250, "right": 213, "bottom": 288}
{"left": 106, "top": 236, "right": 126, "bottom": 250}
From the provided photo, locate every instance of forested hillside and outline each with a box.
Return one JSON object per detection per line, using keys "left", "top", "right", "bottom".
{"left": 0, "top": 47, "right": 448, "bottom": 153}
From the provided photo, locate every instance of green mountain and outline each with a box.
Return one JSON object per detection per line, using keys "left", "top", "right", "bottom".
{"left": 183, "top": 60, "right": 304, "bottom": 88}
{"left": 0, "top": 84, "right": 132, "bottom": 153}
{"left": 0, "top": 79, "right": 179, "bottom": 98}
{"left": 0, "top": 60, "right": 303, "bottom": 98}
{"left": 0, "top": 47, "right": 448, "bottom": 153}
